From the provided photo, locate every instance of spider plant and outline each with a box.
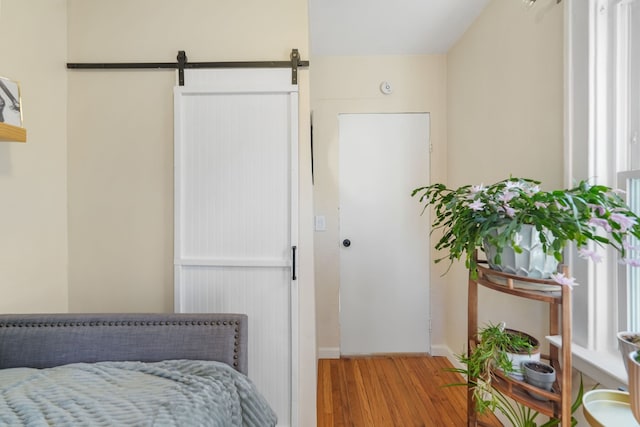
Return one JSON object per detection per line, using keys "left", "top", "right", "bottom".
{"left": 449, "top": 323, "right": 538, "bottom": 413}
{"left": 446, "top": 322, "right": 589, "bottom": 426}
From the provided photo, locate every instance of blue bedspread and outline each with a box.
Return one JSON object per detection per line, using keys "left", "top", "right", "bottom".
{"left": 0, "top": 359, "right": 277, "bottom": 426}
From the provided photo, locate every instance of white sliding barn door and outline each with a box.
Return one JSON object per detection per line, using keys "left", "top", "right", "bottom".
{"left": 174, "top": 69, "right": 298, "bottom": 427}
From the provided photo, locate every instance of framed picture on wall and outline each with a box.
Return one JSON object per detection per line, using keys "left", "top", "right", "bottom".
{"left": 0, "top": 76, "right": 22, "bottom": 127}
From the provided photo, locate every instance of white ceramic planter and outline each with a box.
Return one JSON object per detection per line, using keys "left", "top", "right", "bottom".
{"left": 483, "top": 224, "right": 559, "bottom": 279}
{"left": 504, "top": 329, "right": 541, "bottom": 381}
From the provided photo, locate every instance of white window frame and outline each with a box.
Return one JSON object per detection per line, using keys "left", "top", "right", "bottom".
{"left": 618, "top": 171, "right": 640, "bottom": 332}
{"left": 566, "top": 0, "right": 640, "bottom": 389}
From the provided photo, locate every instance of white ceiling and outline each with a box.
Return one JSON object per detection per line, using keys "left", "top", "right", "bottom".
{"left": 308, "top": 0, "right": 491, "bottom": 56}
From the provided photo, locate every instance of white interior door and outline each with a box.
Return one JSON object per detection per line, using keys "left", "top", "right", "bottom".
{"left": 174, "top": 69, "right": 298, "bottom": 426}
{"left": 339, "top": 113, "right": 430, "bottom": 355}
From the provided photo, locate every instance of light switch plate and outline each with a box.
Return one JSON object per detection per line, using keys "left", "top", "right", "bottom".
{"left": 315, "top": 215, "right": 326, "bottom": 231}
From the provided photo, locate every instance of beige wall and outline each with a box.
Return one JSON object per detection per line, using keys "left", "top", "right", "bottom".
{"left": 311, "top": 0, "right": 563, "bottom": 360}
{"left": 66, "top": 1, "right": 316, "bottom": 424}
{"left": 446, "top": 0, "right": 564, "bottom": 354}
{"left": 0, "top": 0, "right": 69, "bottom": 313}
{"left": 66, "top": 0, "right": 310, "bottom": 311}
{"left": 0, "top": 0, "right": 564, "bottom": 423}
{"left": 310, "top": 55, "right": 448, "bottom": 355}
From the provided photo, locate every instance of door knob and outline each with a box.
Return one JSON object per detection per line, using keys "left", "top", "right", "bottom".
{"left": 343, "top": 239, "right": 351, "bottom": 247}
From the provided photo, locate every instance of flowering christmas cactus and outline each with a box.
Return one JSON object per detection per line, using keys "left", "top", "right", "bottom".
{"left": 411, "top": 177, "right": 640, "bottom": 282}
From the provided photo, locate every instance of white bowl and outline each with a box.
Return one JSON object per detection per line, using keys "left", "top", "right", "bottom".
{"left": 582, "top": 389, "right": 639, "bottom": 427}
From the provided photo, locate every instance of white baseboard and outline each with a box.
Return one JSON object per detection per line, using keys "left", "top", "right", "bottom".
{"left": 431, "top": 344, "right": 464, "bottom": 370}
{"left": 317, "top": 345, "right": 466, "bottom": 367}
{"left": 430, "top": 344, "right": 450, "bottom": 357}
{"left": 318, "top": 347, "right": 340, "bottom": 359}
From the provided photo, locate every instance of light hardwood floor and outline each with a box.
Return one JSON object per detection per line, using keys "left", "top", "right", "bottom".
{"left": 317, "top": 355, "right": 502, "bottom": 427}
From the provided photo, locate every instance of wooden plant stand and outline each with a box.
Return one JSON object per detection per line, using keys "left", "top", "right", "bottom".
{"left": 467, "top": 258, "right": 573, "bottom": 426}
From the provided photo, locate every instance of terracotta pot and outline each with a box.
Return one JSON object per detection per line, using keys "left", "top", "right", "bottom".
{"left": 628, "top": 350, "right": 640, "bottom": 424}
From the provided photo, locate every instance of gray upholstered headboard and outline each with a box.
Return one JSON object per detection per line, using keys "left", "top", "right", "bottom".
{"left": 0, "top": 313, "right": 248, "bottom": 375}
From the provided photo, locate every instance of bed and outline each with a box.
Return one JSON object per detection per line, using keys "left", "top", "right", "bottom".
{"left": 0, "top": 313, "right": 277, "bottom": 426}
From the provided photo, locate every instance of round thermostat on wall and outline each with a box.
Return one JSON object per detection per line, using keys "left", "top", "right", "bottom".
{"left": 380, "top": 81, "right": 393, "bottom": 95}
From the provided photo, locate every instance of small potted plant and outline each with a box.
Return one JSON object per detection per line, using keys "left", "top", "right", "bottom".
{"left": 449, "top": 322, "right": 586, "bottom": 426}
{"left": 412, "top": 177, "right": 640, "bottom": 280}
{"left": 452, "top": 323, "right": 539, "bottom": 411}
{"left": 522, "top": 360, "right": 556, "bottom": 401}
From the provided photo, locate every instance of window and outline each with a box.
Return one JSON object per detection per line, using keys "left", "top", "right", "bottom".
{"left": 611, "top": 0, "right": 640, "bottom": 332}
{"left": 619, "top": 171, "right": 640, "bottom": 330}
{"left": 567, "top": 0, "right": 640, "bottom": 387}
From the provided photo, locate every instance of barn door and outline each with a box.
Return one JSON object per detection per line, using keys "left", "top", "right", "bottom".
{"left": 174, "top": 69, "right": 298, "bottom": 426}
